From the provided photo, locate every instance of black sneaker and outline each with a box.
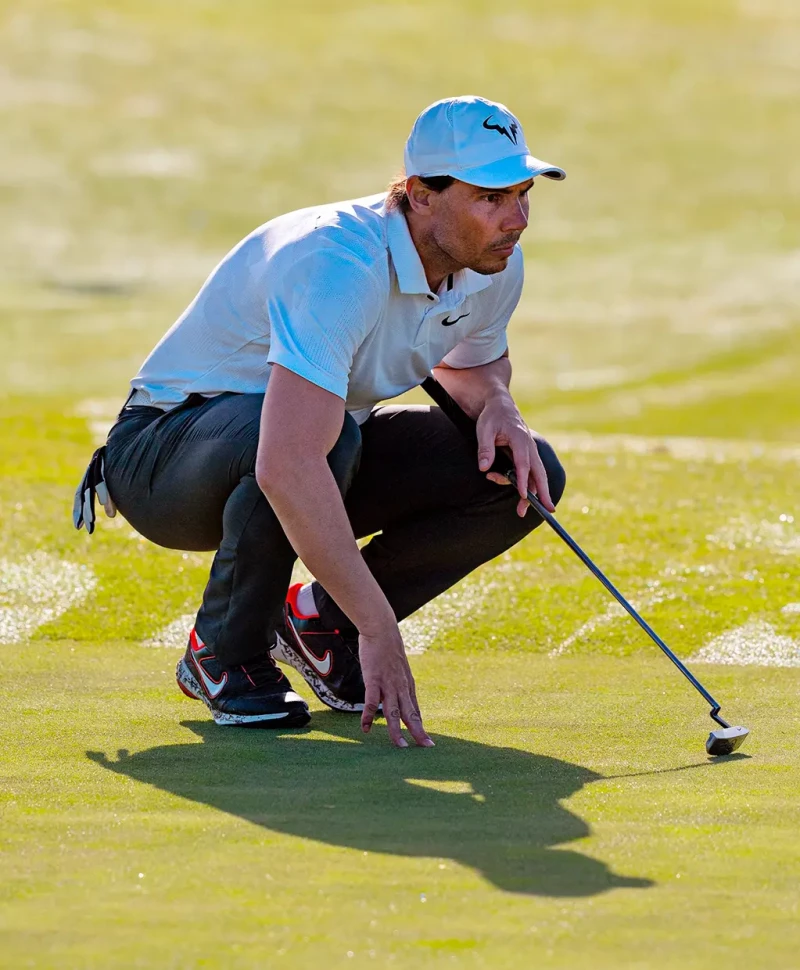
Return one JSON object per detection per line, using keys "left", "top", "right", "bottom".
{"left": 177, "top": 629, "right": 310, "bottom": 728}
{"left": 272, "top": 583, "right": 366, "bottom": 713}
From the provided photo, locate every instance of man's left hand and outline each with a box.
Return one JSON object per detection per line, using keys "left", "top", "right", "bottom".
{"left": 475, "top": 396, "right": 554, "bottom": 517}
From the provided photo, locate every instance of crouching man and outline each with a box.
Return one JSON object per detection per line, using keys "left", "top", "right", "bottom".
{"left": 74, "top": 96, "right": 567, "bottom": 748}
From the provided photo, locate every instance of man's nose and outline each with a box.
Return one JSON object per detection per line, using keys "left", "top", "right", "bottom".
{"left": 502, "top": 199, "right": 528, "bottom": 233}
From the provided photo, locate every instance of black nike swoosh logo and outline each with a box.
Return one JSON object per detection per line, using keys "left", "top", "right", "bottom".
{"left": 441, "top": 312, "right": 470, "bottom": 327}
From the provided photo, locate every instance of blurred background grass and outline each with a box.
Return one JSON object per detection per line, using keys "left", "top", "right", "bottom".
{"left": 2, "top": 0, "right": 798, "bottom": 437}
{"left": 1, "top": 0, "right": 799, "bottom": 649}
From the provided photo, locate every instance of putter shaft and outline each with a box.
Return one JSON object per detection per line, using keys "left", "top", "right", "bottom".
{"left": 511, "top": 474, "right": 728, "bottom": 728}
{"left": 420, "top": 375, "right": 729, "bottom": 729}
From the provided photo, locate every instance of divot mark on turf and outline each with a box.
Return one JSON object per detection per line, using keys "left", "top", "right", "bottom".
{"left": 689, "top": 619, "right": 800, "bottom": 667}
{"left": 0, "top": 553, "right": 97, "bottom": 643}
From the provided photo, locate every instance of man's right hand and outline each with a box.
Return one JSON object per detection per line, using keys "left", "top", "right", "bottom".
{"left": 258, "top": 367, "right": 433, "bottom": 749}
{"left": 359, "top": 626, "right": 435, "bottom": 748}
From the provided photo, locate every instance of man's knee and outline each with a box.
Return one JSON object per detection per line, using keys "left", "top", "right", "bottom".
{"left": 535, "top": 436, "right": 567, "bottom": 507}
{"left": 327, "top": 411, "right": 363, "bottom": 496}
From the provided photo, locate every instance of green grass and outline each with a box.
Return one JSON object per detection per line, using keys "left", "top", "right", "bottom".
{"left": 2, "top": 0, "right": 800, "bottom": 966}
{"left": 4, "top": 645, "right": 800, "bottom": 969}
{"left": 4, "top": 383, "right": 800, "bottom": 970}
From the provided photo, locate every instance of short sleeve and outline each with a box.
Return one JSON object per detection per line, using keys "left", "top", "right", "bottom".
{"left": 266, "top": 246, "right": 383, "bottom": 399}
{"left": 440, "top": 247, "right": 523, "bottom": 369}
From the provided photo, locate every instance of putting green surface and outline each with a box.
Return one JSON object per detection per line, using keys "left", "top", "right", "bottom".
{"left": 2, "top": 0, "right": 800, "bottom": 966}
{"left": 3, "top": 647, "right": 800, "bottom": 969}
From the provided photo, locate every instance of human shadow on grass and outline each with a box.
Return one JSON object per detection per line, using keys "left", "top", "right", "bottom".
{"left": 88, "top": 713, "right": 653, "bottom": 898}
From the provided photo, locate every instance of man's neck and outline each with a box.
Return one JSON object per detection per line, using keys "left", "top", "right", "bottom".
{"left": 404, "top": 210, "right": 462, "bottom": 295}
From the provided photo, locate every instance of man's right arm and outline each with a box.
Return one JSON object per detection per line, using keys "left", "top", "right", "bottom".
{"left": 256, "top": 364, "right": 433, "bottom": 748}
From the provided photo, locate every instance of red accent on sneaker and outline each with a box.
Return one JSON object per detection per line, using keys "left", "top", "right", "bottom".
{"left": 188, "top": 628, "right": 228, "bottom": 698}
{"left": 239, "top": 663, "right": 286, "bottom": 689}
{"left": 287, "top": 582, "right": 319, "bottom": 620}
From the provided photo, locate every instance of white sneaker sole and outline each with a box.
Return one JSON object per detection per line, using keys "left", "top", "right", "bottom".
{"left": 175, "top": 657, "right": 307, "bottom": 726}
{"left": 272, "top": 632, "right": 364, "bottom": 713}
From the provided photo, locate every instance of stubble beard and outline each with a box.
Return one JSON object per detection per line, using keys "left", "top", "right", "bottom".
{"left": 431, "top": 228, "right": 500, "bottom": 277}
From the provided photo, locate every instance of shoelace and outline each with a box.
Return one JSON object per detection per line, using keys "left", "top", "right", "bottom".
{"left": 239, "top": 654, "right": 283, "bottom": 689}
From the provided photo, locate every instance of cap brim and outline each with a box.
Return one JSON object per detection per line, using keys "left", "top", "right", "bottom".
{"left": 450, "top": 153, "right": 566, "bottom": 188}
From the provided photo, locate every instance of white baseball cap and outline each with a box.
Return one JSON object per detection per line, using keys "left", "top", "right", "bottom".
{"left": 404, "top": 95, "right": 566, "bottom": 189}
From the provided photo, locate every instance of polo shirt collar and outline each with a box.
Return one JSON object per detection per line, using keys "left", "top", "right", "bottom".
{"left": 385, "top": 204, "right": 494, "bottom": 298}
{"left": 386, "top": 205, "right": 430, "bottom": 295}
{"left": 457, "top": 267, "right": 494, "bottom": 297}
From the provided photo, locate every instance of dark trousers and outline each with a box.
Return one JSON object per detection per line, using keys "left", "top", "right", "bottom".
{"left": 105, "top": 392, "right": 566, "bottom": 667}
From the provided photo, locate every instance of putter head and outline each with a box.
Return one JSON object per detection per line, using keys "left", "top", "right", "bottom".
{"left": 706, "top": 725, "right": 749, "bottom": 756}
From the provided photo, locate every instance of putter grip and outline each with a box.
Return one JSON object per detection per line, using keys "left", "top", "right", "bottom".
{"left": 420, "top": 376, "right": 480, "bottom": 443}
{"left": 420, "top": 375, "right": 516, "bottom": 479}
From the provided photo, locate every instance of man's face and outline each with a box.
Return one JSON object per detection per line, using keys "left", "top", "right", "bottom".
{"left": 426, "top": 178, "right": 532, "bottom": 275}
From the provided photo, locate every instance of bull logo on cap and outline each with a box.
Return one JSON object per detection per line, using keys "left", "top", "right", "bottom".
{"left": 482, "top": 116, "right": 519, "bottom": 145}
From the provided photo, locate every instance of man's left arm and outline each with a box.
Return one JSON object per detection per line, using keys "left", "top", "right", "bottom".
{"left": 432, "top": 352, "right": 555, "bottom": 517}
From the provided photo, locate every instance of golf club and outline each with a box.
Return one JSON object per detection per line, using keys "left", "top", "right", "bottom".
{"left": 421, "top": 375, "right": 750, "bottom": 757}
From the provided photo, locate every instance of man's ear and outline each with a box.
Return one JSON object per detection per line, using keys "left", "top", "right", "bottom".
{"left": 405, "top": 176, "right": 434, "bottom": 216}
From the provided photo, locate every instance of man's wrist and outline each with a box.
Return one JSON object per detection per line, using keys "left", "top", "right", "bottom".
{"left": 481, "top": 384, "right": 515, "bottom": 413}
{"left": 352, "top": 598, "right": 398, "bottom": 639}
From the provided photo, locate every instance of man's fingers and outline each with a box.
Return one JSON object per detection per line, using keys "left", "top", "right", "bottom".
{"left": 400, "top": 692, "right": 434, "bottom": 748}
{"left": 383, "top": 694, "right": 408, "bottom": 748}
{"left": 514, "top": 449, "right": 531, "bottom": 513}
{"left": 361, "top": 686, "right": 382, "bottom": 734}
{"left": 528, "top": 441, "right": 554, "bottom": 512}
{"left": 476, "top": 417, "right": 496, "bottom": 472}
{"left": 529, "top": 465, "right": 554, "bottom": 512}
{"left": 409, "top": 676, "right": 421, "bottom": 712}
{"left": 406, "top": 668, "right": 434, "bottom": 748}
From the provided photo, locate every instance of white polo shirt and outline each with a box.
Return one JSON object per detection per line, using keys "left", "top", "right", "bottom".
{"left": 130, "top": 193, "right": 523, "bottom": 424}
